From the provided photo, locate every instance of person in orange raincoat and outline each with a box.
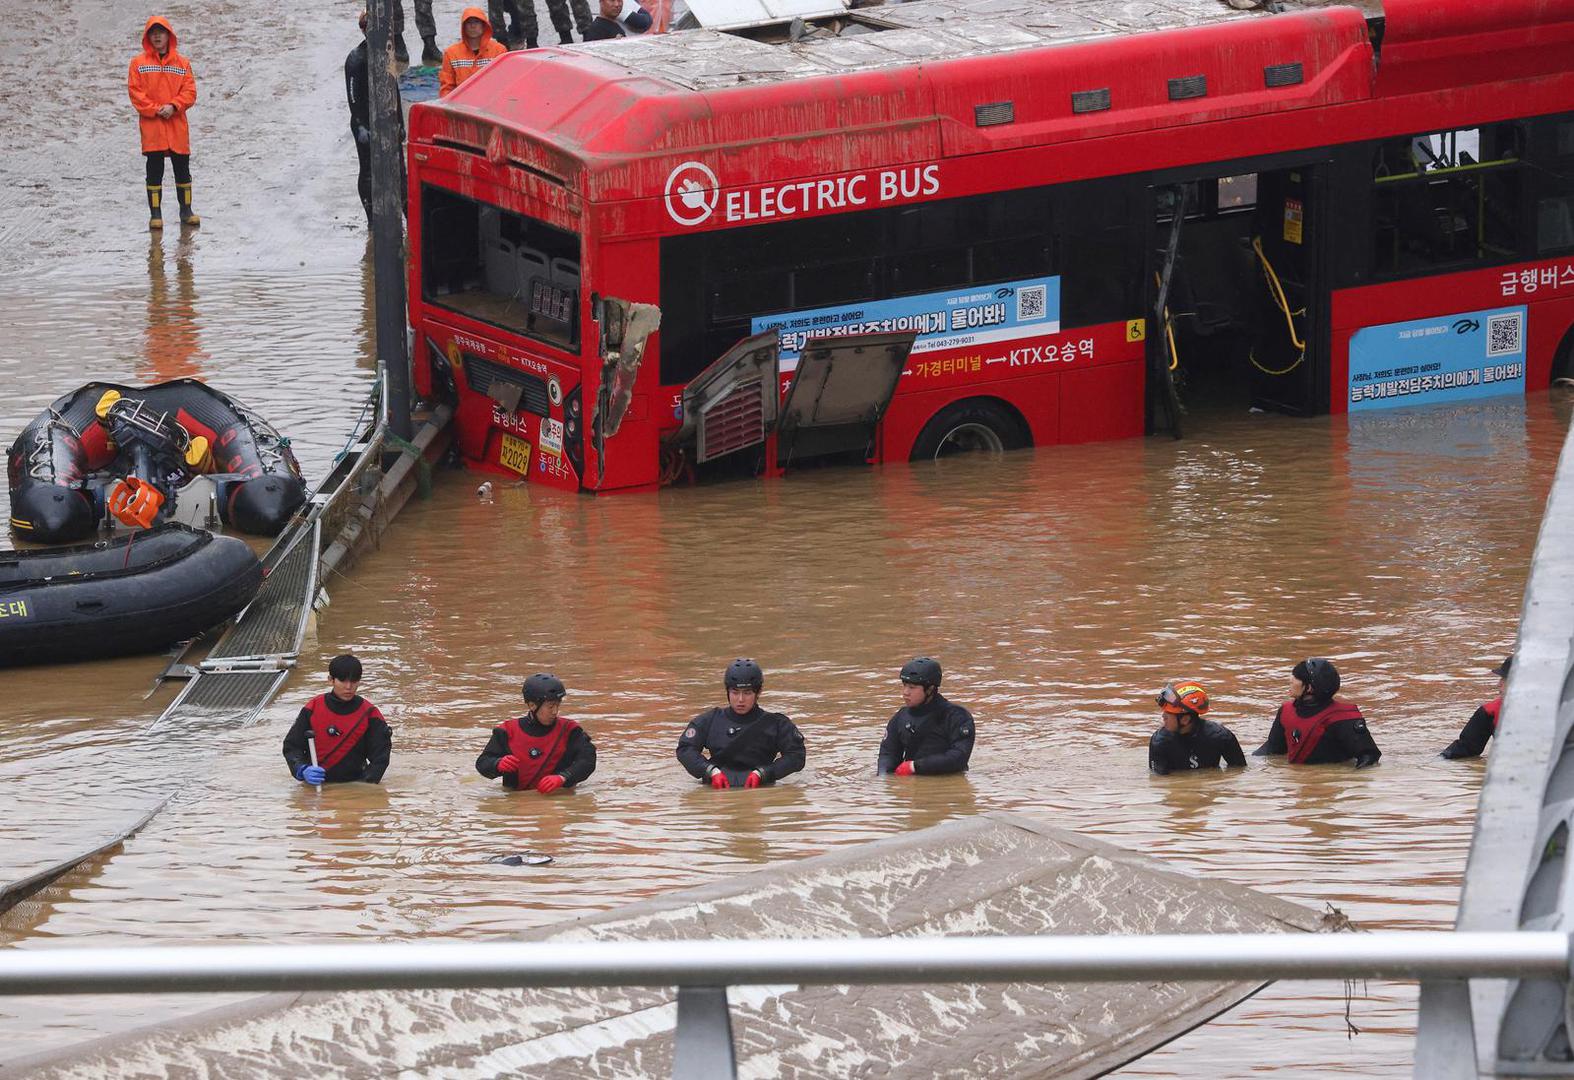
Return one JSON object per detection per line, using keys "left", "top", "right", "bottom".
{"left": 439, "top": 8, "right": 507, "bottom": 98}
{"left": 127, "top": 16, "right": 199, "bottom": 230}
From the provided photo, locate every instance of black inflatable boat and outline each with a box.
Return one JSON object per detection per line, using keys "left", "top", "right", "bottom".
{"left": 0, "top": 523, "right": 262, "bottom": 667}
{"left": 7, "top": 379, "right": 307, "bottom": 544}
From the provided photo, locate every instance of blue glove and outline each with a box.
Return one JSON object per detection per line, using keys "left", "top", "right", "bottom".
{"left": 296, "top": 764, "right": 327, "bottom": 784}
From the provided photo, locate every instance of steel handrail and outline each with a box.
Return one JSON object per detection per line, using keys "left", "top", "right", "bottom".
{"left": 0, "top": 931, "right": 1564, "bottom": 996}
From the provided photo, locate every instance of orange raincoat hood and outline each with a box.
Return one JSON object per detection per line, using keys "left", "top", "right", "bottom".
{"left": 142, "top": 16, "right": 178, "bottom": 56}
{"left": 459, "top": 6, "right": 494, "bottom": 46}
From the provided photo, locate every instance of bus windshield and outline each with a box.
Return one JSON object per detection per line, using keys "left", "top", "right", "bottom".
{"left": 420, "top": 185, "right": 580, "bottom": 352}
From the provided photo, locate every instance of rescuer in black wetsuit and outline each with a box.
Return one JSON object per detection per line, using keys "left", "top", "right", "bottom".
{"left": 877, "top": 657, "right": 975, "bottom": 776}
{"left": 1441, "top": 654, "right": 1512, "bottom": 760}
{"left": 677, "top": 659, "right": 806, "bottom": 788}
{"left": 476, "top": 673, "right": 597, "bottom": 793}
{"left": 1253, "top": 658, "right": 1381, "bottom": 767}
{"left": 282, "top": 653, "right": 393, "bottom": 784}
{"left": 1147, "top": 679, "right": 1245, "bottom": 775}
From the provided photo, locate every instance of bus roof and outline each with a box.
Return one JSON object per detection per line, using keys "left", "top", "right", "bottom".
{"left": 413, "top": 0, "right": 1569, "bottom": 204}
{"left": 570, "top": 0, "right": 1368, "bottom": 93}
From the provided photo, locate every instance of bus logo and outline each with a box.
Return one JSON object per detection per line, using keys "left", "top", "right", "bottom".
{"left": 665, "top": 161, "right": 719, "bottom": 226}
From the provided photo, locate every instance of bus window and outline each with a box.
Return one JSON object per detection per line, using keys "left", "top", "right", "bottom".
{"left": 420, "top": 185, "right": 580, "bottom": 352}
{"left": 1371, "top": 122, "right": 1524, "bottom": 276}
{"left": 1217, "top": 174, "right": 1258, "bottom": 211}
{"left": 1530, "top": 112, "right": 1574, "bottom": 255}
{"left": 793, "top": 259, "right": 877, "bottom": 308}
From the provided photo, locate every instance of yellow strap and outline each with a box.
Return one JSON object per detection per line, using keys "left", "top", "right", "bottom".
{"left": 1249, "top": 236, "right": 1306, "bottom": 376}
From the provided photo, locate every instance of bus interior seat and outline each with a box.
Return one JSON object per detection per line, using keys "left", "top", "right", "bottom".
{"left": 516, "top": 245, "right": 550, "bottom": 298}
{"left": 1172, "top": 225, "right": 1256, "bottom": 338}
{"left": 484, "top": 237, "right": 519, "bottom": 297}
{"left": 551, "top": 256, "right": 581, "bottom": 299}
{"left": 1539, "top": 198, "right": 1574, "bottom": 252}
{"left": 1396, "top": 191, "right": 1452, "bottom": 260}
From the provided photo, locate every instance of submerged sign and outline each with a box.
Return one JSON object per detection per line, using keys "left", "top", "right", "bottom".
{"left": 753, "top": 276, "right": 1061, "bottom": 367}
{"left": 1348, "top": 306, "right": 1527, "bottom": 412}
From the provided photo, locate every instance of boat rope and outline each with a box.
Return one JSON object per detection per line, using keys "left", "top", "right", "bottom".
{"left": 227, "top": 399, "right": 291, "bottom": 472}
{"left": 24, "top": 412, "right": 81, "bottom": 483}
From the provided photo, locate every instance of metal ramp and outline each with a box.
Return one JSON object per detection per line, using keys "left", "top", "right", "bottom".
{"left": 153, "top": 521, "right": 319, "bottom": 727}
{"left": 152, "top": 375, "right": 393, "bottom": 730}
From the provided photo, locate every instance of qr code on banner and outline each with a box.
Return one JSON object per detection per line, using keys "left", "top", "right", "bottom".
{"left": 1487, "top": 312, "right": 1523, "bottom": 357}
{"left": 1017, "top": 285, "right": 1047, "bottom": 322}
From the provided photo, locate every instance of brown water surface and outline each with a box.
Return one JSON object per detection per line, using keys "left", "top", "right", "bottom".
{"left": 1, "top": 1, "right": 1571, "bottom": 1074}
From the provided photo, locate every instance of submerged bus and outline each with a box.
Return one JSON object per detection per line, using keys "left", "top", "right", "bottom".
{"left": 405, "top": 0, "right": 1574, "bottom": 493}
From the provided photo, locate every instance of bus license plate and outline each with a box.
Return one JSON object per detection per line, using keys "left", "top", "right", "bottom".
{"left": 498, "top": 433, "right": 532, "bottom": 476}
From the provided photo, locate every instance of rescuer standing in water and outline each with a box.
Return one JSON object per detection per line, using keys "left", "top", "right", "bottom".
{"left": 439, "top": 9, "right": 508, "bottom": 97}
{"left": 1253, "top": 658, "right": 1381, "bottom": 767}
{"left": 677, "top": 659, "right": 806, "bottom": 788}
{"left": 1147, "top": 680, "right": 1246, "bottom": 775}
{"left": 876, "top": 657, "right": 975, "bottom": 776}
{"left": 475, "top": 674, "right": 597, "bottom": 793}
{"left": 1441, "top": 655, "right": 1513, "bottom": 760}
{"left": 283, "top": 654, "right": 393, "bottom": 784}
{"left": 127, "top": 16, "right": 199, "bottom": 230}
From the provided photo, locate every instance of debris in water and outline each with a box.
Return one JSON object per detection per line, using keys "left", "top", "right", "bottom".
{"left": 490, "top": 852, "right": 553, "bottom": 866}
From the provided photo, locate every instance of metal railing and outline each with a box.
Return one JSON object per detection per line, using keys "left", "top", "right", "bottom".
{"left": 1, "top": 932, "right": 1567, "bottom": 1079}
{"left": 1414, "top": 410, "right": 1574, "bottom": 1078}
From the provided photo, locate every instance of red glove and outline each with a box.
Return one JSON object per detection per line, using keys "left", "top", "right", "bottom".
{"left": 537, "top": 774, "right": 565, "bottom": 794}
{"left": 710, "top": 770, "right": 731, "bottom": 789}
{"left": 894, "top": 761, "right": 916, "bottom": 776}
{"left": 744, "top": 771, "right": 762, "bottom": 789}
{"left": 498, "top": 754, "right": 520, "bottom": 774}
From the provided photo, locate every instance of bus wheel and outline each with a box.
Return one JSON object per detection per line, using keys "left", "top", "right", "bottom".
{"left": 909, "top": 399, "right": 1030, "bottom": 461}
{"left": 1554, "top": 325, "right": 1574, "bottom": 386}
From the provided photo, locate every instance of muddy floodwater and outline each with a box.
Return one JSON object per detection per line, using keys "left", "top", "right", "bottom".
{"left": 2, "top": 1, "right": 1572, "bottom": 1075}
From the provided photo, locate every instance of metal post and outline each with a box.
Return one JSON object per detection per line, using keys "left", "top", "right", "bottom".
{"left": 366, "top": 0, "right": 414, "bottom": 440}
{"left": 672, "top": 986, "right": 737, "bottom": 1080}
{"left": 1412, "top": 980, "right": 1478, "bottom": 1080}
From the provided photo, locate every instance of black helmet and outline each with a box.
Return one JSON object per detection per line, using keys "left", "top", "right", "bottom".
{"left": 724, "top": 658, "right": 764, "bottom": 692}
{"left": 1292, "top": 657, "right": 1340, "bottom": 701}
{"left": 900, "top": 656, "right": 942, "bottom": 689}
{"left": 522, "top": 673, "right": 567, "bottom": 704}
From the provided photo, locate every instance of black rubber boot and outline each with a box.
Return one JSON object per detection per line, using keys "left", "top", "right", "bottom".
{"left": 559, "top": 30, "right": 574, "bottom": 44}
{"left": 525, "top": 35, "right": 539, "bottom": 48}
{"left": 393, "top": 33, "right": 409, "bottom": 62}
{"left": 146, "top": 184, "right": 163, "bottom": 230}
{"left": 421, "top": 35, "right": 441, "bottom": 65}
{"left": 176, "top": 182, "right": 200, "bottom": 228}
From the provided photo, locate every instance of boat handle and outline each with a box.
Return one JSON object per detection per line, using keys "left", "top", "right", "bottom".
{"left": 74, "top": 600, "right": 105, "bottom": 611}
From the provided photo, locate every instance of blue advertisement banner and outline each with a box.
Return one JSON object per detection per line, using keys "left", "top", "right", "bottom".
{"left": 1348, "top": 306, "right": 1527, "bottom": 412}
{"left": 752, "top": 276, "right": 1061, "bottom": 367}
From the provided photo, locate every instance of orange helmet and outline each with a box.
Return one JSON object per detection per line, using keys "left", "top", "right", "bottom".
{"left": 1157, "top": 680, "right": 1210, "bottom": 716}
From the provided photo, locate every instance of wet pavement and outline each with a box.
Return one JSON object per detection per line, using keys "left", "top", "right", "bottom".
{"left": 2, "top": 0, "right": 1573, "bottom": 1075}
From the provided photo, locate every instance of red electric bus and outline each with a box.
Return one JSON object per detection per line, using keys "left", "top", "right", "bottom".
{"left": 406, "top": 0, "right": 1574, "bottom": 493}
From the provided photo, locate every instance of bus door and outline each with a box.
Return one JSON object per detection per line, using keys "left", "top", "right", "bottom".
{"left": 1145, "top": 165, "right": 1329, "bottom": 429}
{"left": 1246, "top": 166, "right": 1326, "bottom": 415}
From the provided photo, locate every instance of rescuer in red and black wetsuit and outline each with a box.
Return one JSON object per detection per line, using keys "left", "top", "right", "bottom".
{"left": 283, "top": 653, "right": 393, "bottom": 784}
{"left": 1253, "top": 657, "right": 1381, "bottom": 768}
{"left": 1441, "top": 654, "right": 1513, "bottom": 760}
{"left": 1147, "top": 679, "right": 1246, "bottom": 775}
{"left": 877, "top": 657, "right": 975, "bottom": 776}
{"left": 677, "top": 659, "right": 806, "bottom": 789}
{"left": 475, "top": 674, "right": 597, "bottom": 793}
